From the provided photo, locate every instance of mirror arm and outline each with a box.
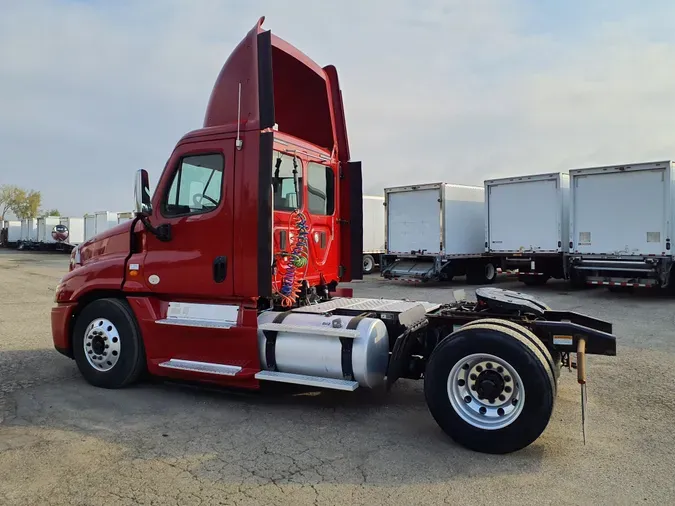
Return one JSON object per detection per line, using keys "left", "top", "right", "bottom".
{"left": 136, "top": 214, "right": 172, "bottom": 242}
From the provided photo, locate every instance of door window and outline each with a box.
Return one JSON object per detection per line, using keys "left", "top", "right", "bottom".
{"left": 307, "top": 162, "right": 335, "bottom": 216}
{"left": 272, "top": 151, "right": 303, "bottom": 211}
{"left": 163, "top": 153, "right": 224, "bottom": 216}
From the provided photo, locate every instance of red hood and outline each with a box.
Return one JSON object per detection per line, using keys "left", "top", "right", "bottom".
{"left": 79, "top": 220, "right": 135, "bottom": 265}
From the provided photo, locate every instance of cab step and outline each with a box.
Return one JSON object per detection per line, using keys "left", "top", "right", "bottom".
{"left": 158, "top": 359, "right": 242, "bottom": 376}
{"left": 254, "top": 370, "right": 359, "bottom": 391}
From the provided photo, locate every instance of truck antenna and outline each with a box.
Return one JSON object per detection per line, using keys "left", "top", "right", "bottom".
{"left": 236, "top": 82, "right": 243, "bottom": 151}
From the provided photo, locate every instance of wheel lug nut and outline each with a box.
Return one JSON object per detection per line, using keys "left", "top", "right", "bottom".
{"left": 470, "top": 374, "right": 477, "bottom": 380}
{"left": 476, "top": 366, "right": 483, "bottom": 372}
{"left": 504, "top": 386, "right": 512, "bottom": 393}
{"left": 497, "top": 366, "right": 504, "bottom": 373}
{"left": 504, "top": 376, "right": 511, "bottom": 382}
{"left": 486, "top": 363, "right": 493, "bottom": 369}
{"left": 470, "top": 384, "right": 476, "bottom": 391}
{"left": 499, "top": 394, "right": 505, "bottom": 401}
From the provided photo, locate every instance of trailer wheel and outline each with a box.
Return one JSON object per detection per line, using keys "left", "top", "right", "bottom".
{"left": 467, "top": 261, "right": 497, "bottom": 285}
{"left": 72, "top": 298, "right": 146, "bottom": 389}
{"left": 363, "top": 254, "right": 375, "bottom": 274}
{"left": 424, "top": 323, "right": 555, "bottom": 454}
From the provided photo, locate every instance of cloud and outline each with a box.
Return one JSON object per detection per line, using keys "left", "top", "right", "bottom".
{"left": 1, "top": 0, "right": 674, "bottom": 215}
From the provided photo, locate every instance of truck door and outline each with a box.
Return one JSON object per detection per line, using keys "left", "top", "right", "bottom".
{"left": 140, "top": 138, "right": 235, "bottom": 299}
{"left": 305, "top": 160, "right": 340, "bottom": 285}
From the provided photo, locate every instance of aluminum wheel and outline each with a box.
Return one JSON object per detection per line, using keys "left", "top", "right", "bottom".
{"left": 447, "top": 352, "right": 525, "bottom": 430}
{"left": 83, "top": 318, "right": 121, "bottom": 372}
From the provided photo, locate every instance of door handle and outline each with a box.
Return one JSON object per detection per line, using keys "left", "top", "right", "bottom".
{"left": 213, "top": 256, "right": 227, "bottom": 283}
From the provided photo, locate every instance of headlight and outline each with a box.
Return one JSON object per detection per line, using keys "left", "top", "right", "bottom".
{"left": 69, "top": 245, "right": 81, "bottom": 270}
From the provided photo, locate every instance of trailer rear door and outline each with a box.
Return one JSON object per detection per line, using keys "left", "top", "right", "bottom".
{"left": 386, "top": 185, "right": 442, "bottom": 255}
{"left": 572, "top": 167, "right": 668, "bottom": 255}
{"left": 488, "top": 178, "right": 561, "bottom": 252}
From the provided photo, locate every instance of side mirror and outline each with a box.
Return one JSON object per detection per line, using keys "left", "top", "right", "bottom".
{"left": 134, "top": 169, "right": 152, "bottom": 216}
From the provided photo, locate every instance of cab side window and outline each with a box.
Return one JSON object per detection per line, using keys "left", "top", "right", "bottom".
{"left": 163, "top": 153, "right": 224, "bottom": 216}
{"left": 307, "top": 162, "right": 335, "bottom": 215}
{"left": 272, "top": 151, "right": 303, "bottom": 211}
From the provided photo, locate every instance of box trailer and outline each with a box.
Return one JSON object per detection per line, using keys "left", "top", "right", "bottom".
{"left": 95, "top": 211, "right": 118, "bottom": 235}
{"left": 56, "top": 217, "right": 85, "bottom": 250}
{"left": 84, "top": 214, "right": 96, "bottom": 241}
{"left": 117, "top": 212, "right": 134, "bottom": 224}
{"left": 1, "top": 220, "right": 21, "bottom": 247}
{"left": 567, "top": 160, "right": 675, "bottom": 290}
{"left": 36, "top": 216, "right": 62, "bottom": 249}
{"left": 485, "top": 172, "right": 569, "bottom": 285}
{"left": 381, "top": 182, "right": 497, "bottom": 283}
{"left": 362, "top": 195, "right": 385, "bottom": 274}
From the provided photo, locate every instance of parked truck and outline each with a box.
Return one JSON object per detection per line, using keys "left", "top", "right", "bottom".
{"left": 361, "top": 195, "right": 385, "bottom": 274}
{"left": 51, "top": 16, "right": 616, "bottom": 455}
{"left": 567, "top": 160, "right": 675, "bottom": 290}
{"left": 380, "top": 182, "right": 498, "bottom": 284}
{"left": 485, "top": 172, "right": 569, "bottom": 286}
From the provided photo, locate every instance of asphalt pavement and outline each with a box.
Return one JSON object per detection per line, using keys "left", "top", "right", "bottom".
{"left": 1, "top": 250, "right": 674, "bottom": 505}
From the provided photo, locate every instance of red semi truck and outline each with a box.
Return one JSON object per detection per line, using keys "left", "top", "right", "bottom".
{"left": 51, "top": 17, "right": 616, "bottom": 454}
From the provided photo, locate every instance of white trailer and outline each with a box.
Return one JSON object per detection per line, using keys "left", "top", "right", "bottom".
{"left": 37, "top": 216, "right": 62, "bottom": 249}
{"left": 1, "top": 220, "right": 21, "bottom": 247}
{"left": 485, "top": 172, "right": 570, "bottom": 285}
{"left": 27, "top": 219, "right": 38, "bottom": 242}
{"left": 117, "top": 212, "right": 134, "bottom": 224}
{"left": 57, "top": 217, "right": 85, "bottom": 249}
{"left": 95, "top": 211, "right": 118, "bottom": 235}
{"left": 84, "top": 214, "right": 96, "bottom": 241}
{"left": 381, "top": 182, "right": 497, "bottom": 283}
{"left": 362, "top": 195, "right": 385, "bottom": 274}
{"left": 20, "top": 220, "right": 29, "bottom": 242}
{"left": 567, "top": 160, "right": 675, "bottom": 290}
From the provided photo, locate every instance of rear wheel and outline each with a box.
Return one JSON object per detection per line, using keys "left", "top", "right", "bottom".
{"left": 424, "top": 322, "right": 555, "bottom": 454}
{"left": 362, "top": 254, "right": 375, "bottom": 274}
{"left": 72, "top": 298, "right": 146, "bottom": 389}
{"left": 466, "top": 261, "right": 497, "bottom": 285}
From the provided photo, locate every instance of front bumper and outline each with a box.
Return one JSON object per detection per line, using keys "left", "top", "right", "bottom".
{"left": 51, "top": 303, "right": 77, "bottom": 359}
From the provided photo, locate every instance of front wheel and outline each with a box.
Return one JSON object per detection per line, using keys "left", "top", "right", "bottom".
{"left": 72, "top": 298, "right": 147, "bottom": 389}
{"left": 424, "top": 323, "right": 555, "bottom": 454}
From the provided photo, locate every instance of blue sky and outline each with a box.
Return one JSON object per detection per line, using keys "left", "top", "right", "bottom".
{"left": 2, "top": 0, "right": 675, "bottom": 217}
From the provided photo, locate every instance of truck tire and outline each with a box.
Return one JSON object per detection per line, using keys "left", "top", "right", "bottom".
{"left": 466, "top": 261, "right": 497, "bottom": 285}
{"left": 423, "top": 323, "right": 555, "bottom": 454}
{"left": 72, "top": 298, "right": 147, "bottom": 389}
{"left": 459, "top": 319, "right": 560, "bottom": 385}
{"left": 362, "top": 254, "right": 375, "bottom": 274}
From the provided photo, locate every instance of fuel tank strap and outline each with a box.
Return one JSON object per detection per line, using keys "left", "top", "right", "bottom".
{"left": 264, "top": 311, "right": 292, "bottom": 371}
{"left": 341, "top": 315, "right": 365, "bottom": 381}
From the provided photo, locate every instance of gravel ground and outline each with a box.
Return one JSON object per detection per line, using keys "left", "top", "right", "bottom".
{"left": 1, "top": 249, "right": 674, "bottom": 505}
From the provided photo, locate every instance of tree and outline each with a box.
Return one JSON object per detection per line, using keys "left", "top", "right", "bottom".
{"left": 0, "top": 185, "right": 22, "bottom": 220}
{"left": 12, "top": 190, "right": 42, "bottom": 220}
{"left": 41, "top": 209, "right": 61, "bottom": 217}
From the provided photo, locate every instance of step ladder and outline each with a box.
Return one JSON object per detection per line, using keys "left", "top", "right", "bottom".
{"left": 255, "top": 370, "right": 359, "bottom": 391}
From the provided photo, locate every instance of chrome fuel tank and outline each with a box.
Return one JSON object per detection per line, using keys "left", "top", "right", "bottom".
{"left": 257, "top": 311, "right": 390, "bottom": 389}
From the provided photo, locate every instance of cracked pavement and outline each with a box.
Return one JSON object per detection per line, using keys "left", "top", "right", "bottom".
{"left": 1, "top": 250, "right": 674, "bottom": 505}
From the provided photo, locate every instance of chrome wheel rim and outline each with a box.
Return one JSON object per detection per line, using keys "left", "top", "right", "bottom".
{"left": 363, "top": 256, "right": 374, "bottom": 271}
{"left": 83, "top": 318, "right": 121, "bottom": 372}
{"left": 447, "top": 353, "right": 525, "bottom": 430}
